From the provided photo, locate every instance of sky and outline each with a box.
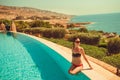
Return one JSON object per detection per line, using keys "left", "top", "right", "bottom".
{"left": 0, "top": 0, "right": 120, "bottom": 15}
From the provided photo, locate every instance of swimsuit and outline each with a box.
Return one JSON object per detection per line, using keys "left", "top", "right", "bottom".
{"left": 72, "top": 53, "right": 83, "bottom": 67}
{"left": 72, "top": 63, "right": 83, "bottom": 67}
{"left": 72, "top": 53, "right": 81, "bottom": 57}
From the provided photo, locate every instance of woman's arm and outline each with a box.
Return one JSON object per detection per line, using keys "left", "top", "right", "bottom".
{"left": 80, "top": 48, "right": 93, "bottom": 69}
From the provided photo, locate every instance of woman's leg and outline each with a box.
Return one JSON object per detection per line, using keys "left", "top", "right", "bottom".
{"left": 68, "top": 65, "right": 75, "bottom": 73}
{"left": 69, "top": 66, "right": 83, "bottom": 75}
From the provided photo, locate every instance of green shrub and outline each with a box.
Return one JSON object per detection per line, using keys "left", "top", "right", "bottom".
{"left": 52, "top": 29, "right": 66, "bottom": 38}
{"left": 79, "top": 28, "right": 88, "bottom": 33}
{"left": 24, "top": 28, "right": 32, "bottom": 34}
{"left": 68, "top": 33, "right": 100, "bottom": 45}
{"left": 89, "top": 30, "right": 103, "bottom": 34}
{"left": 102, "top": 54, "right": 120, "bottom": 68}
{"left": 107, "top": 38, "right": 120, "bottom": 54}
{"left": 42, "top": 28, "right": 53, "bottom": 38}
{"left": 31, "top": 28, "right": 45, "bottom": 34}
{"left": 16, "top": 21, "right": 30, "bottom": 32}
{"left": 30, "top": 20, "right": 51, "bottom": 28}
{"left": 24, "top": 28, "right": 45, "bottom": 35}
{"left": 42, "top": 28, "right": 66, "bottom": 38}
{"left": 69, "top": 30, "right": 79, "bottom": 34}
{"left": 0, "top": 19, "right": 11, "bottom": 25}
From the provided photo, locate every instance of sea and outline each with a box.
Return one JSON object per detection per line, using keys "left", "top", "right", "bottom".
{"left": 70, "top": 13, "right": 120, "bottom": 34}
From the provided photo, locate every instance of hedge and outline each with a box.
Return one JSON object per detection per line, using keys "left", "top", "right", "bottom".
{"left": 68, "top": 33, "right": 100, "bottom": 45}
{"left": 42, "top": 28, "right": 66, "bottom": 38}
{"left": 24, "top": 28, "right": 67, "bottom": 38}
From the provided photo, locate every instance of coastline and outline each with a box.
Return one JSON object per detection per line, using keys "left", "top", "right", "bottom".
{"left": 70, "top": 13, "right": 120, "bottom": 35}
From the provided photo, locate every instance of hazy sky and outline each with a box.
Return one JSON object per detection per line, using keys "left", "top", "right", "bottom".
{"left": 0, "top": 0, "right": 120, "bottom": 15}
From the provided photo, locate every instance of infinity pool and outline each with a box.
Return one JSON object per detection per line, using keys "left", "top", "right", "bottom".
{"left": 0, "top": 32, "right": 90, "bottom": 80}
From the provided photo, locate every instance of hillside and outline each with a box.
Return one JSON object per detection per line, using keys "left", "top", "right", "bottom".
{"left": 0, "top": 5, "right": 72, "bottom": 24}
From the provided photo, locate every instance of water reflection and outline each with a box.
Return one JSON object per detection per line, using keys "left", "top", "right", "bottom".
{"left": 0, "top": 31, "right": 17, "bottom": 38}
{"left": 7, "top": 32, "right": 17, "bottom": 38}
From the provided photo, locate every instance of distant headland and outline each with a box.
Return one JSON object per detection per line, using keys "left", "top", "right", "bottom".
{"left": 0, "top": 5, "right": 73, "bottom": 25}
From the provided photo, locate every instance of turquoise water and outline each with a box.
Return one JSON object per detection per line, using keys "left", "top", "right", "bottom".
{"left": 70, "top": 13, "right": 120, "bottom": 34}
{"left": 0, "top": 32, "right": 90, "bottom": 80}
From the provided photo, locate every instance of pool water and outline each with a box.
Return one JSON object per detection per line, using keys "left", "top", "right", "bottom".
{"left": 0, "top": 32, "right": 90, "bottom": 80}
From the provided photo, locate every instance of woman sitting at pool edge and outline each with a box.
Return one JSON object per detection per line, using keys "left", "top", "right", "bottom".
{"left": 68, "top": 37, "right": 93, "bottom": 75}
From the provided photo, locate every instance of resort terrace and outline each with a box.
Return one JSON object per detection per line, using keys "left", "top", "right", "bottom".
{"left": 26, "top": 33, "right": 120, "bottom": 80}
